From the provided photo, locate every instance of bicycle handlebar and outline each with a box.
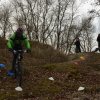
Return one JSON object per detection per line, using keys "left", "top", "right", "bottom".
{"left": 13, "top": 50, "right": 27, "bottom": 54}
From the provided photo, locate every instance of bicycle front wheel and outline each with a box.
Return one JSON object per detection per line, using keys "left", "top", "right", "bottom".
{"left": 16, "top": 64, "right": 22, "bottom": 87}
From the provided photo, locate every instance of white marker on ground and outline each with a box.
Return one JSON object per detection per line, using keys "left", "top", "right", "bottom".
{"left": 15, "top": 86, "right": 23, "bottom": 92}
{"left": 48, "top": 77, "right": 54, "bottom": 81}
{"left": 78, "top": 86, "right": 85, "bottom": 91}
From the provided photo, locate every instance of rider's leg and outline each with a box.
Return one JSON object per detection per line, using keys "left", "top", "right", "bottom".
{"left": 7, "top": 53, "right": 17, "bottom": 76}
{"left": 12, "top": 53, "right": 17, "bottom": 72}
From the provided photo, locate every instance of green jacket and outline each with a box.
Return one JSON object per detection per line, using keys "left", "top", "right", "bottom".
{"left": 7, "top": 33, "right": 31, "bottom": 49}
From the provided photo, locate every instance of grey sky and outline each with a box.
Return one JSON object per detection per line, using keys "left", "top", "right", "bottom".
{"left": 81, "top": 0, "right": 87, "bottom": 3}
{"left": 0, "top": 0, "right": 8, "bottom": 3}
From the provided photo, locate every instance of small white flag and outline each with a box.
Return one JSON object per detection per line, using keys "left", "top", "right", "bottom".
{"left": 78, "top": 86, "right": 85, "bottom": 91}
{"left": 15, "top": 86, "right": 23, "bottom": 91}
{"left": 48, "top": 77, "right": 54, "bottom": 81}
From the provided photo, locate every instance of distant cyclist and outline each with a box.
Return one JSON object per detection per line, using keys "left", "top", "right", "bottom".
{"left": 7, "top": 28, "right": 31, "bottom": 75}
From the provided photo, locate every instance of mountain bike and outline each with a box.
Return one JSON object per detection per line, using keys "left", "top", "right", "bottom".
{"left": 13, "top": 50, "right": 27, "bottom": 87}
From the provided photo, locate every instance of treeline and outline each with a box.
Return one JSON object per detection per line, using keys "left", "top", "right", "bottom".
{"left": 0, "top": 0, "right": 99, "bottom": 54}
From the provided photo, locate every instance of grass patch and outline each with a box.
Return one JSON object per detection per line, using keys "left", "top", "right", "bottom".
{"left": 42, "top": 62, "right": 78, "bottom": 73}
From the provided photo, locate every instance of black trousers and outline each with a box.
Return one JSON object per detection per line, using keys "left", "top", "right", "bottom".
{"left": 98, "top": 42, "right": 100, "bottom": 51}
{"left": 75, "top": 46, "right": 81, "bottom": 53}
{"left": 94, "top": 42, "right": 100, "bottom": 52}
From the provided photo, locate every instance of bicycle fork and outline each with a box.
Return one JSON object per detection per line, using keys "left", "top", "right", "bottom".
{"left": 15, "top": 61, "right": 22, "bottom": 87}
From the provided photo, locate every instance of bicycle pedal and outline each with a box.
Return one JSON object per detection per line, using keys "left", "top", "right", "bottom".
{"left": 15, "top": 86, "right": 23, "bottom": 91}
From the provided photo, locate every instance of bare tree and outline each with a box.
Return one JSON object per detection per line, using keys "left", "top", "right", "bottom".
{"left": 80, "top": 17, "right": 94, "bottom": 52}
{"left": 11, "top": 0, "right": 36, "bottom": 40}
{"left": 0, "top": 5, "right": 12, "bottom": 38}
{"left": 52, "top": 0, "right": 71, "bottom": 49}
{"left": 7, "top": 0, "right": 94, "bottom": 54}
{"left": 11, "top": 0, "right": 55, "bottom": 42}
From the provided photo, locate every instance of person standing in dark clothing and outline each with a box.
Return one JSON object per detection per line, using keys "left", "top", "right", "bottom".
{"left": 94, "top": 34, "right": 100, "bottom": 52}
{"left": 97, "top": 34, "right": 100, "bottom": 51}
{"left": 74, "top": 38, "right": 81, "bottom": 53}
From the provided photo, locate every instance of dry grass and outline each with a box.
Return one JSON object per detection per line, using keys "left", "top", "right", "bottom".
{"left": 0, "top": 39, "right": 100, "bottom": 99}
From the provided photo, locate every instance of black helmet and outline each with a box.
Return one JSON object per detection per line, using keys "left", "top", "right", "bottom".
{"left": 15, "top": 28, "right": 23, "bottom": 39}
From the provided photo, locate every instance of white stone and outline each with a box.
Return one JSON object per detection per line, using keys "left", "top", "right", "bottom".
{"left": 78, "top": 86, "right": 85, "bottom": 91}
{"left": 48, "top": 77, "right": 54, "bottom": 81}
{"left": 15, "top": 86, "right": 23, "bottom": 91}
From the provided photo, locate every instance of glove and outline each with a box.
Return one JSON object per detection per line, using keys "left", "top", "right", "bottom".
{"left": 27, "top": 49, "right": 31, "bottom": 53}
{"left": 8, "top": 48, "right": 13, "bottom": 52}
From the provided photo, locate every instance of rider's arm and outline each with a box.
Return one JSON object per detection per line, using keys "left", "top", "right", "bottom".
{"left": 7, "top": 39, "right": 13, "bottom": 49}
{"left": 7, "top": 33, "right": 15, "bottom": 49}
{"left": 24, "top": 39, "right": 31, "bottom": 49}
{"left": 23, "top": 34, "right": 31, "bottom": 49}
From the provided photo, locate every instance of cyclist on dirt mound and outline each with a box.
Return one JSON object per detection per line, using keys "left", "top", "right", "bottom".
{"left": 7, "top": 27, "right": 31, "bottom": 76}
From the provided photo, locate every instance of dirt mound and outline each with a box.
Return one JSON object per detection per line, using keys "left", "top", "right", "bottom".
{"left": 0, "top": 38, "right": 100, "bottom": 99}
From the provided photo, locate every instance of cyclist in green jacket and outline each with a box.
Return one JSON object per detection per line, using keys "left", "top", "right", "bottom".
{"left": 7, "top": 28, "right": 31, "bottom": 76}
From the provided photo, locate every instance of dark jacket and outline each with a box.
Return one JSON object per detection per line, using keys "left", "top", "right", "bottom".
{"left": 75, "top": 40, "right": 80, "bottom": 47}
{"left": 97, "top": 34, "right": 100, "bottom": 43}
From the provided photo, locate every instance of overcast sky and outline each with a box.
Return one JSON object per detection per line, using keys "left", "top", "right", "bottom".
{"left": 0, "top": 0, "right": 8, "bottom": 3}
{"left": 0, "top": 0, "right": 96, "bottom": 16}
{"left": 77, "top": 0, "right": 100, "bottom": 48}
{"left": 1, "top": 0, "right": 99, "bottom": 33}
